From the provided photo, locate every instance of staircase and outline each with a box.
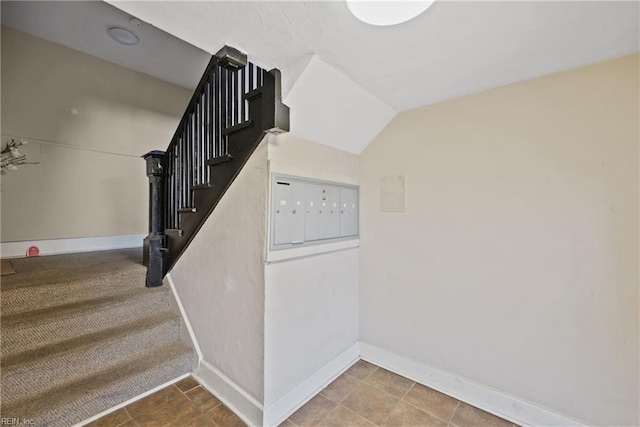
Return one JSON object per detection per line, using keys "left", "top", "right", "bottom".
{"left": 0, "top": 249, "right": 194, "bottom": 426}
{"left": 143, "top": 45, "right": 289, "bottom": 287}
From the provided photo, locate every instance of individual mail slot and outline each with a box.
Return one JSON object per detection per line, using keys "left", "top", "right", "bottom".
{"left": 273, "top": 180, "right": 305, "bottom": 245}
{"left": 339, "top": 187, "right": 358, "bottom": 237}
{"left": 305, "top": 183, "right": 321, "bottom": 241}
{"left": 318, "top": 185, "right": 340, "bottom": 240}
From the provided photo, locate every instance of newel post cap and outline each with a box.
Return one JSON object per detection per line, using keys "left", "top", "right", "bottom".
{"left": 142, "top": 150, "right": 166, "bottom": 177}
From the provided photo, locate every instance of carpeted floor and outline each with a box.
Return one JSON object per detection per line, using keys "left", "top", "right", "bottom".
{"left": 1, "top": 260, "right": 16, "bottom": 275}
{"left": 0, "top": 248, "right": 194, "bottom": 426}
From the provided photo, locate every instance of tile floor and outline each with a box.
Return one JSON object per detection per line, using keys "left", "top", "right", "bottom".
{"left": 88, "top": 361, "right": 518, "bottom": 427}
{"left": 86, "top": 376, "right": 244, "bottom": 427}
{"left": 283, "top": 361, "right": 518, "bottom": 427}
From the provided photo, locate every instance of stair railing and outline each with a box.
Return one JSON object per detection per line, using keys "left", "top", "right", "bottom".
{"left": 143, "top": 46, "right": 289, "bottom": 287}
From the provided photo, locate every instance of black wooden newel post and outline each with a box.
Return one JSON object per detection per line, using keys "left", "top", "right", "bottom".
{"left": 142, "top": 150, "right": 166, "bottom": 287}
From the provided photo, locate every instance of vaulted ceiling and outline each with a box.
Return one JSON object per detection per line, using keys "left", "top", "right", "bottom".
{"left": 4, "top": 1, "right": 639, "bottom": 153}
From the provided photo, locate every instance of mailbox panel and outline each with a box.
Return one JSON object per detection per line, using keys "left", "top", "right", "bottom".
{"left": 271, "top": 174, "right": 358, "bottom": 250}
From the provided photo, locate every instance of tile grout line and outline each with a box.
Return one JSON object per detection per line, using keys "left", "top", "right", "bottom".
{"left": 316, "top": 396, "right": 339, "bottom": 427}
{"left": 377, "top": 399, "right": 401, "bottom": 426}
{"left": 398, "top": 381, "right": 415, "bottom": 401}
{"left": 334, "top": 363, "right": 381, "bottom": 425}
{"left": 323, "top": 374, "right": 364, "bottom": 424}
{"left": 318, "top": 403, "right": 343, "bottom": 426}
{"left": 122, "top": 406, "right": 137, "bottom": 426}
{"left": 397, "top": 389, "right": 458, "bottom": 425}
{"left": 362, "top": 366, "right": 468, "bottom": 426}
{"left": 448, "top": 401, "right": 460, "bottom": 425}
{"left": 376, "top": 379, "right": 415, "bottom": 426}
{"left": 331, "top": 366, "right": 367, "bottom": 405}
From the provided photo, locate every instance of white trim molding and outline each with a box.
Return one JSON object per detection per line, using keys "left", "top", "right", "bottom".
{"left": 1, "top": 234, "right": 145, "bottom": 258}
{"left": 263, "top": 343, "right": 360, "bottom": 427}
{"left": 266, "top": 239, "right": 359, "bottom": 264}
{"left": 74, "top": 373, "right": 190, "bottom": 427}
{"left": 166, "top": 273, "right": 203, "bottom": 364}
{"left": 359, "top": 342, "right": 587, "bottom": 427}
{"left": 195, "top": 360, "right": 264, "bottom": 427}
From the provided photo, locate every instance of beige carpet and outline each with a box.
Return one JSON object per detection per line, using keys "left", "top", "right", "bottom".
{"left": 0, "top": 248, "right": 194, "bottom": 426}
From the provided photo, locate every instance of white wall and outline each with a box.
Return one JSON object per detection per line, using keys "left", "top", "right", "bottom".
{"left": 264, "top": 134, "right": 360, "bottom": 416}
{"left": 358, "top": 54, "right": 639, "bottom": 426}
{"left": 283, "top": 56, "right": 396, "bottom": 154}
{"left": 170, "top": 141, "right": 268, "bottom": 417}
{"left": 1, "top": 26, "right": 191, "bottom": 242}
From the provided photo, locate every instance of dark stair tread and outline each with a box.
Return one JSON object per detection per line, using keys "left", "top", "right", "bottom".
{"left": 206, "top": 154, "right": 233, "bottom": 166}
{"left": 166, "top": 229, "right": 184, "bottom": 237}
{"left": 222, "top": 120, "right": 254, "bottom": 135}
{"left": 178, "top": 207, "right": 197, "bottom": 213}
{"left": 192, "top": 182, "right": 212, "bottom": 190}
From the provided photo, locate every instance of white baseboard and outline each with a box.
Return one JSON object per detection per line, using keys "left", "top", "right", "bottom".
{"left": 194, "top": 359, "right": 264, "bottom": 427}
{"left": 74, "top": 373, "right": 190, "bottom": 427}
{"left": 166, "top": 273, "right": 203, "bottom": 364}
{"left": 1, "top": 234, "right": 145, "bottom": 258}
{"left": 263, "top": 343, "right": 360, "bottom": 427}
{"left": 359, "top": 342, "right": 586, "bottom": 427}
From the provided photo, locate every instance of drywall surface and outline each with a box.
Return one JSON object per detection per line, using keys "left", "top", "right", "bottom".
{"left": 1, "top": 26, "right": 190, "bottom": 242}
{"left": 264, "top": 134, "right": 359, "bottom": 404}
{"left": 284, "top": 56, "right": 396, "bottom": 154}
{"left": 267, "top": 133, "right": 359, "bottom": 185}
{"left": 171, "top": 141, "right": 268, "bottom": 403}
{"left": 264, "top": 249, "right": 359, "bottom": 405}
{"left": 359, "top": 54, "right": 639, "bottom": 426}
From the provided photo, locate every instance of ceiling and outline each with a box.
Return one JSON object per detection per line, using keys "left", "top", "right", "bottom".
{"left": 1, "top": 1, "right": 210, "bottom": 89}
{"left": 3, "top": 1, "right": 639, "bottom": 153}
{"left": 106, "top": 1, "right": 639, "bottom": 112}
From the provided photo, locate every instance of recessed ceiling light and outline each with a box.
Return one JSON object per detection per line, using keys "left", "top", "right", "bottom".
{"left": 347, "top": 0, "right": 435, "bottom": 26}
{"left": 107, "top": 27, "right": 139, "bottom": 46}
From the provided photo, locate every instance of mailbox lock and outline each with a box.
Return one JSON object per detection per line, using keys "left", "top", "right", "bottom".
{"left": 292, "top": 209, "right": 297, "bottom": 214}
